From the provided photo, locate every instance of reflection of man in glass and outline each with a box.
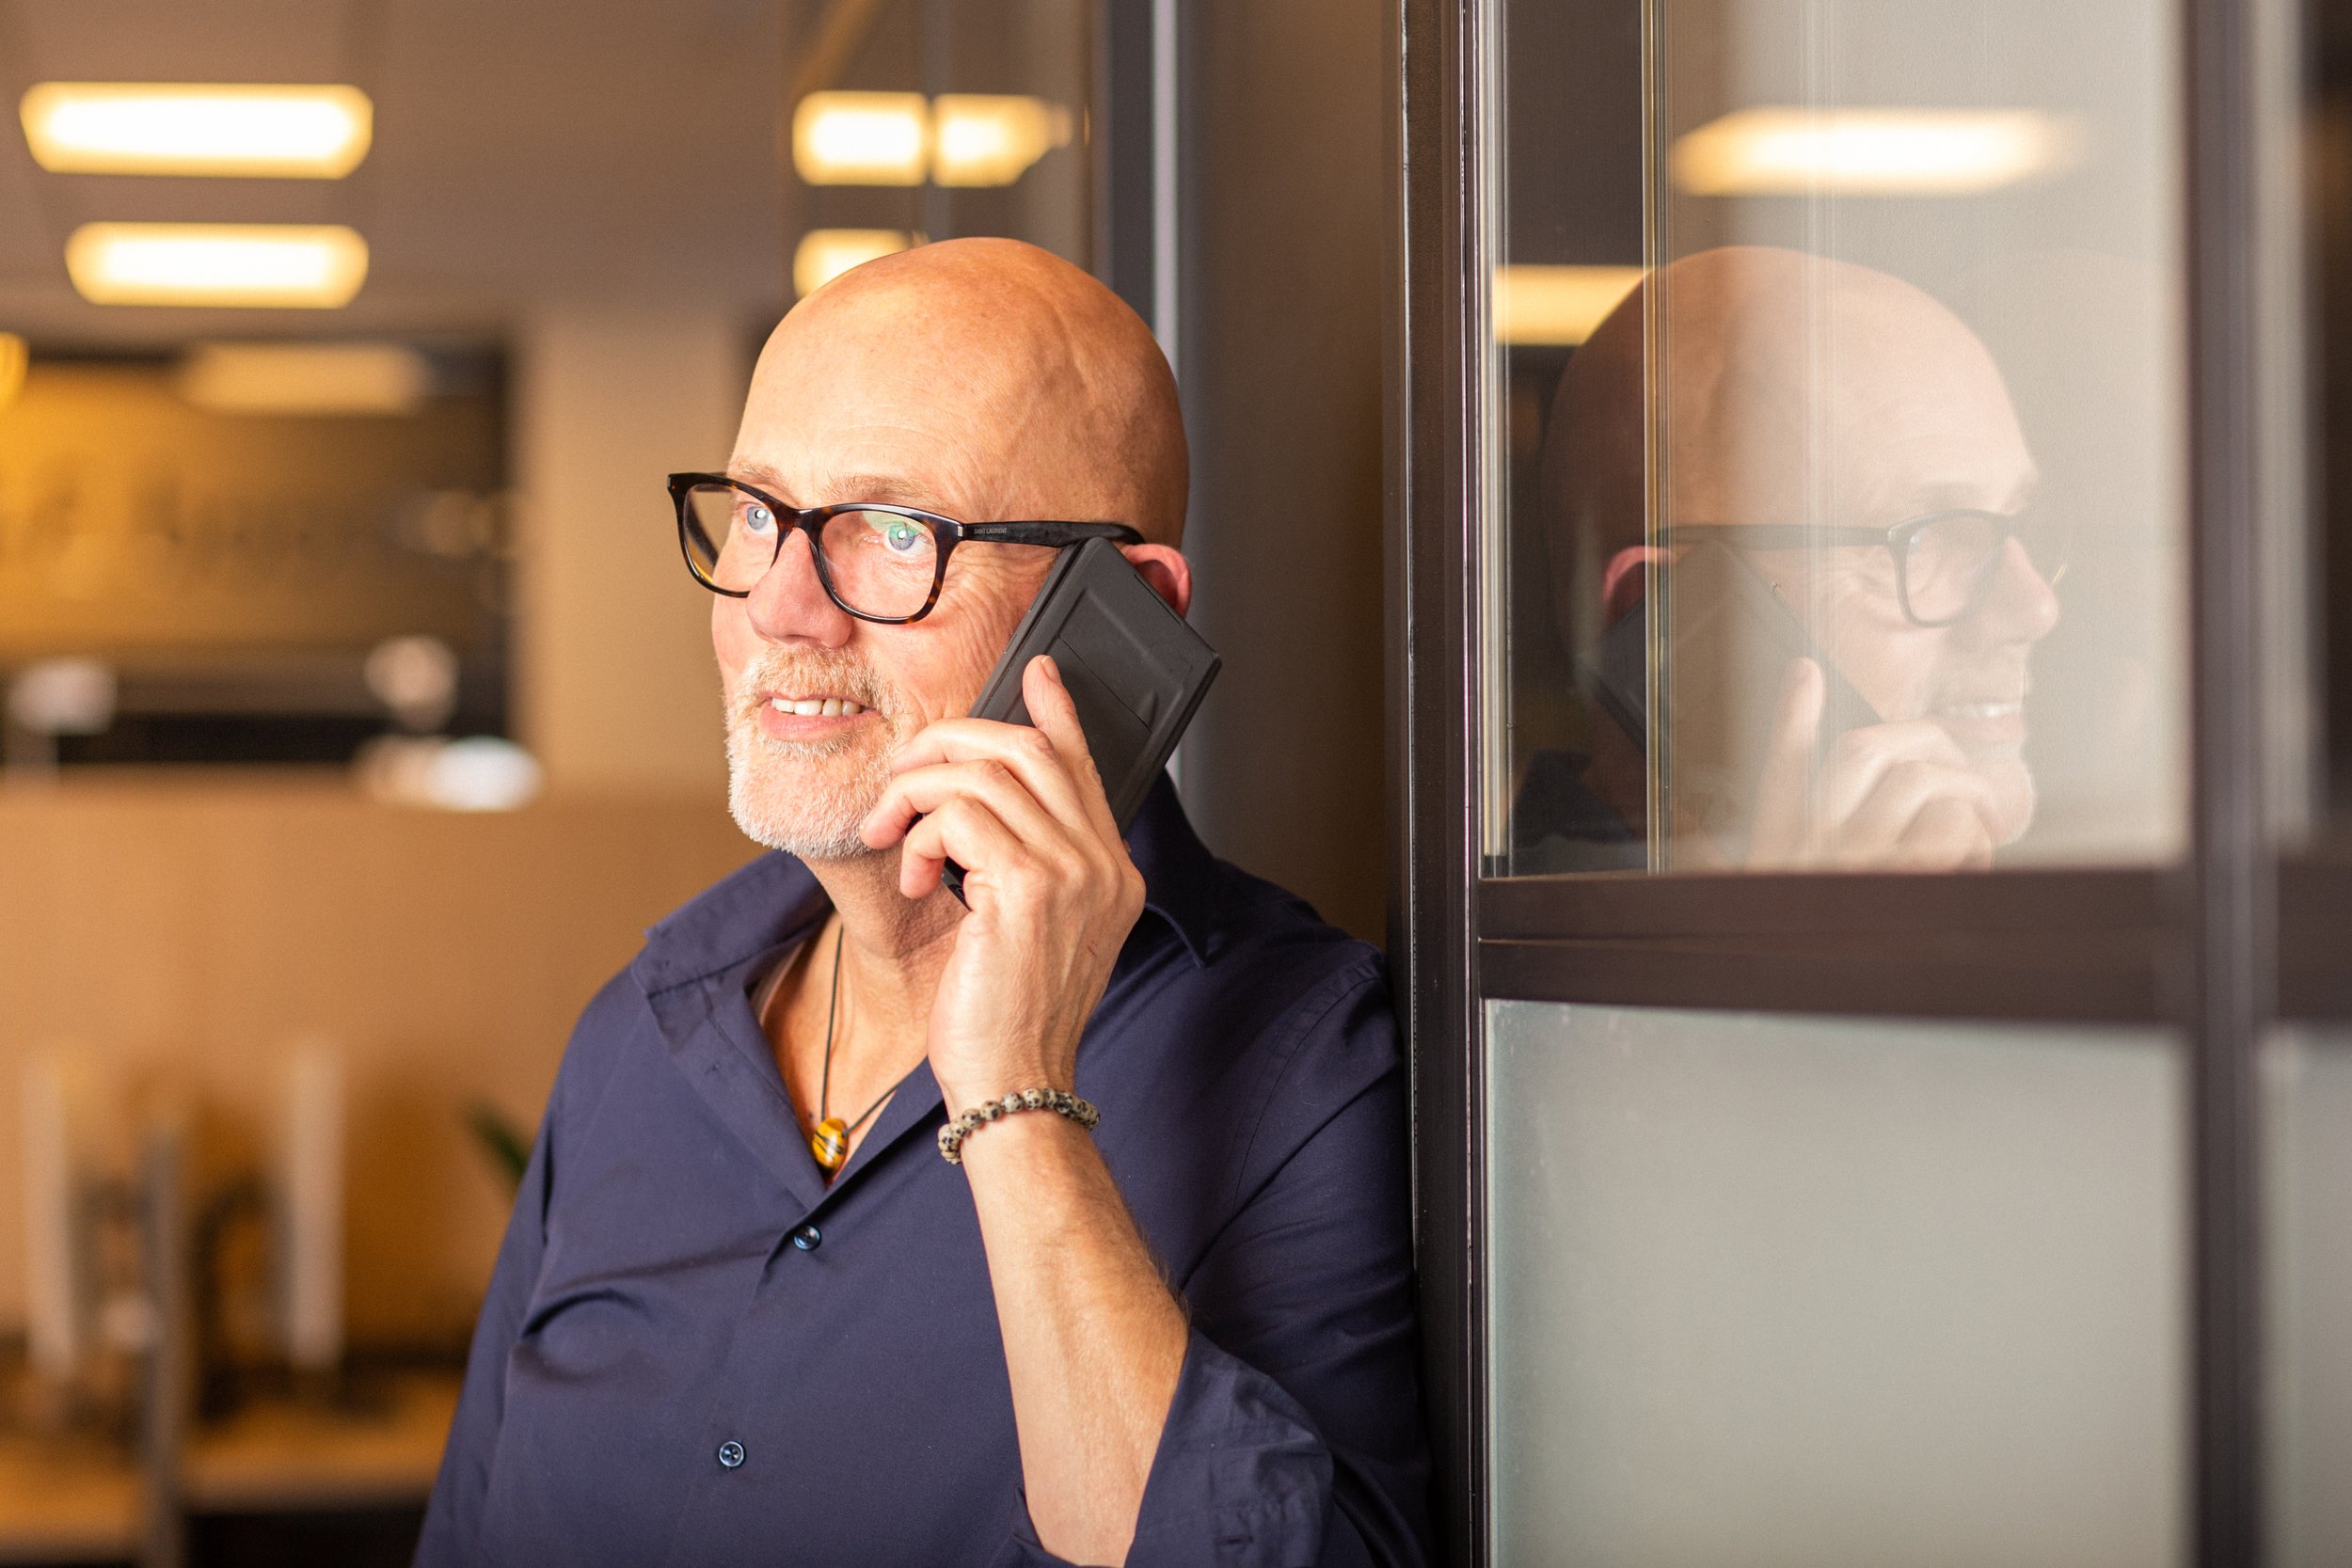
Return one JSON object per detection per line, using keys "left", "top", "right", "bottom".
{"left": 1533, "top": 245, "right": 2065, "bottom": 871}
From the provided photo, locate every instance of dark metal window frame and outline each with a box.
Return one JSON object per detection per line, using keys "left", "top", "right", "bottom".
{"left": 1388, "top": 0, "right": 2323, "bottom": 1562}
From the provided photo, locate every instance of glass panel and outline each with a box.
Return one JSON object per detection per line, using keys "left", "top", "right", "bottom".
{"left": 2266, "top": 1028, "right": 2352, "bottom": 1568}
{"left": 1486, "top": 1001, "right": 2186, "bottom": 1565}
{"left": 1485, "top": 0, "right": 2188, "bottom": 873}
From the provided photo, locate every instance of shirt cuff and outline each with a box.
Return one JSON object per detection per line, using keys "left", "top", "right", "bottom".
{"left": 993, "top": 1327, "right": 1334, "bottom": 1568}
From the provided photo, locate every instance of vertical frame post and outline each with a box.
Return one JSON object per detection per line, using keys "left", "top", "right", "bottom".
{"left": 2184, "top": 0, "right": 2271, "bottom": 1558}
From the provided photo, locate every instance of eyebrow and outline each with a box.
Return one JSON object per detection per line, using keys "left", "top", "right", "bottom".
{"left": 725, "top": 461, "right": 947, "bottom": 514}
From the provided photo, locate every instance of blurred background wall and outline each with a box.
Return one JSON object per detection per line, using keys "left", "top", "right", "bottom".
{"left": 1177, "top": 0, "right": 1391, "bottom": 944}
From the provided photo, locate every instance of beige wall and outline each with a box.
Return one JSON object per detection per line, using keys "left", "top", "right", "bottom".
{"left": 0, "top": 780, "right": 760, "bottom": 1347}
{"left": 515, "top": 303, "right": 751, "bottom": 799}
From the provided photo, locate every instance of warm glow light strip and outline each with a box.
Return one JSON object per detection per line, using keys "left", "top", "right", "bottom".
{"left": 177, "top": 341, "right": 429, "bottom": 414}
{"left": 793, "top": 230, "right": 918, "bottom": 297}
{"left": 65, "top": 224, "right": 370, "bottom": 309}
{"left": 792, "top": 92, "right": 929, "bottom": 185}
{"left": 0, "top": 332, "right": 25, "bottom": 411}
{"left": 1671, "top": 107, "right": 2073, "bottom": 196}
{"left": 930, "top": 95, "right": 1073, "bottom": 187}
{"left": 1492, "top": 264, "right": 1645, "bottom": 346}
{"left": 21, "top": 83, "right": 372, "bottom": 178}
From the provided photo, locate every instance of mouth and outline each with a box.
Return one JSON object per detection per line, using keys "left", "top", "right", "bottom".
{"left": 761, "top": 692, "right": 869, "bottom": 718}
{"left": 1931, "top": 698, "right": 2026, "bottom": 745}
{"left": 751, "top": 688, "right": 877, "bottom": 739}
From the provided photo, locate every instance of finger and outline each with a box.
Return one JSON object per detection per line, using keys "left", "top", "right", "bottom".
{"left": 889, "top": 713, "right": 1098, "bottom": 833}
{"left": 1893, "top": 797, "right": 1997, "bottom": 871}
{"left": 1837, "top": 761, "right": 2004, "bottom": 863}
{"left": 897, "top": 795, "right": 1026, "bottom": 902}
{"left": 1817, "top": 720, "right": 1977, "bottom": 826}
{"left": 1745, "top": 658, "right": 1825, "bottom": 866}
{"left": 862, "top": 756, "right": 1068, "bottom": 852}
{"left": 1023, "top": 656, "right": 1121, "bottom": 845}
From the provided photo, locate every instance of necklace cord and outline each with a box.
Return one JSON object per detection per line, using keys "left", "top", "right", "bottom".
{"left": 816, "top": 927, "right": 893, "bottom": 1140}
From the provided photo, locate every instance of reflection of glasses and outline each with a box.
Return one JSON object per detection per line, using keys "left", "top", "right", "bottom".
{"left": 668, "top": 472, "right": 1143, "bottom": 625}
{"left": 1659, "top": 512, "right": 2072, "bottom": 628}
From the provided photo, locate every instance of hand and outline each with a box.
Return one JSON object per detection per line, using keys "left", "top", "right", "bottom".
{"left": 859, "top": 656, "right": 1146, "bottom": 1116}
{"left": 1746, "top": 657, "right": 2004, "bottom": 871}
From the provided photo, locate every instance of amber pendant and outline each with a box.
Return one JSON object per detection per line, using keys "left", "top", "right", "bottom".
{"left": 810, "top": 1117, "right": 849, "bottom": 1173}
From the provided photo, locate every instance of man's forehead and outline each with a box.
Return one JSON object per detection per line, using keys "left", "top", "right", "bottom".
{"left": 725, "top": 455, "right": 962, "bottom": 513}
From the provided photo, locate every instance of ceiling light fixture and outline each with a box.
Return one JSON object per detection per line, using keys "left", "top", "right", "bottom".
{"left": 1491, "top": 264, "right": 1645, "bottom": 346}
{"left": 65, "top": 223, "right": 371, "bottom": 309}
{"left": 1671, "top": 107, "right": 2074, "bottom": 197}
{"left": 792, "top": 230, "right": 921, "bottom": 297}
{"left": 21, "top": 83, "right": 373, "bottom": 179}
{"left": 792, "top": 92, "right": 929, "bottom": 185}
{"left": 930, "top": 95, "right": 1073, "bottom": 187}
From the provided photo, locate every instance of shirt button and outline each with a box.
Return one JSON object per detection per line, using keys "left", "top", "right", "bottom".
{"left": 790, "top": 1223, "right": 821, "bottom": 1251}
{"left": 716, "top": 1440, "right": 746, "bottom": 1469}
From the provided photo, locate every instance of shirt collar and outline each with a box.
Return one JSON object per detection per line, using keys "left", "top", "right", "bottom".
{"left": 631, "top": 770, "right": 1218, "bottom": 996}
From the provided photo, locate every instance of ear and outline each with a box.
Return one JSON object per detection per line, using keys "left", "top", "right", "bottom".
{"left": 1120, "top": 543, "right": 1193, "bottom": 618}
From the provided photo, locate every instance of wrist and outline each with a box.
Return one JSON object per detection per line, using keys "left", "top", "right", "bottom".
{"left": 936, "top": 1085, "right": 1099, "bottom": 1165}
{"left": 937, "top": 1066, "right": 1075, "bottom": 1120}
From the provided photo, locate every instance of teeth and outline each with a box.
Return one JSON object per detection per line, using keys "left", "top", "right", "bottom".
{"left": 1944, "top": 702, "right": 2020, "bottom": 720}
{"left": 767, "top": 696, "right": 866, "bottom": 717}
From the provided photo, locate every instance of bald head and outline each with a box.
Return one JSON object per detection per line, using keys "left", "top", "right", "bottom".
{"left": 1546, "top": 245, "right": 2034, "bottom": 593}
{"left": 740, "top": 237, "right": 1186, "bottom": 544}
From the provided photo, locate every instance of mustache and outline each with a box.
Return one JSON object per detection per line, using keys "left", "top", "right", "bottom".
{"left": 729, "top": 648, "right": 896, "bottom": 723}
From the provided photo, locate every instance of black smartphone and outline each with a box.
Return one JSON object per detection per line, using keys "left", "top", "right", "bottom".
{"left": 941, "top": 539, "right": 1220, "bottom": 901}
{"left": 1590, "top": 540, "right": 1879, "bottom": 860}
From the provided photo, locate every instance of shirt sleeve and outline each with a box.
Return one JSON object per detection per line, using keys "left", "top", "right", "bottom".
{"left": 994, "top": 968, "right": 1433, "bottom": 1568}
{"left": 413, "top": 1089, "right": 556, "bottom": 1566}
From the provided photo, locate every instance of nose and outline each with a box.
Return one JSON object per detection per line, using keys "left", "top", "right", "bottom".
{"left": 744, "top": 529, "right": 855, "bottom": 648}
{"left": 1958, "top": 535, "right": 2061, "bottom": 646}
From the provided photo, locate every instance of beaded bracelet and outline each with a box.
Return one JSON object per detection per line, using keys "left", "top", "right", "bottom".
{"left": 937, "top": 1087, "right": 1100, "bottom": 1164}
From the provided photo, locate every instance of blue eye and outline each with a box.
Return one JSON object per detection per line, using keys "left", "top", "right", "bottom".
{"left": 744, "top": 503, "right": 776, "bottom": 534}
{"left": 882, "top": 520, "right": 923, "bottom": 555}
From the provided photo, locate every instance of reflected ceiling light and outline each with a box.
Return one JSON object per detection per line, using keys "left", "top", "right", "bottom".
{"left": 1491, "top": 264, "right": 1645, "bottom": 346}
{"left": 21, "top": 83, "right": 372, "bottom": 178}
{"left": 177, "top": 341, "right": 429, "bottom": 415}
{"left": 931, "top": 95, "right": 1073, "bottom": 186}
{"left": 793, "top": 229, "right": 919, "bottom": 296}
{"left": 0, "top": 332, "right": 25, "bottom": 412}
{"left": 792, "top": 91, "right": 928, "bottom": 185}
{"left": 1671, "top": 107, "right": 2073, "bottom": 196}
{"left": 65, "top": 223, "right": 370, "bottom": 308}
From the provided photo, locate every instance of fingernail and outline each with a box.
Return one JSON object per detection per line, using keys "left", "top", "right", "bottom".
{"left": 1036, "top": 654, "right": 1060, "bottom": 681}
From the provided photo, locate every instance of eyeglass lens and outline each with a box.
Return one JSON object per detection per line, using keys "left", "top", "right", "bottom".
{"left": 682, "top": 484, "right": 940, "bottom": 618}
{"left": 1899, "top": 513, "right": 2070, "bottom": 624}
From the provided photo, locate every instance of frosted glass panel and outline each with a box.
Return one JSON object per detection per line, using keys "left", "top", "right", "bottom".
{"left": 1486, "top": 1002, "right": 2185, "bottom": 1567}
{"left": 2267, "top": 1029, "right": 2352, "bottom": 1568}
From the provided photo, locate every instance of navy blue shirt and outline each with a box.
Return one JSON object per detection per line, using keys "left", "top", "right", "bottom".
{"left": 417, "top": 777, "right": 1430, "bottom": 1567}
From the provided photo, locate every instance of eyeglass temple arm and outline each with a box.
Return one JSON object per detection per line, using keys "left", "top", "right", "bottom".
{"left": 957, "top": 522, "right": 1146, "bottom": 546}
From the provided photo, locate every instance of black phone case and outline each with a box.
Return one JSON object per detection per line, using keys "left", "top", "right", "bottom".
{"left": 942, "top": 539, "right": 1220, "bottom": 900}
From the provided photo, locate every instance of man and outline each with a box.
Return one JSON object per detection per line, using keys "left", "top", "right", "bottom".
{"left": 416, "top": 239, "right": 1429, "bottom": 1567}
{"left": 1518, "top": 245, "right": 2064, "bottom": 872}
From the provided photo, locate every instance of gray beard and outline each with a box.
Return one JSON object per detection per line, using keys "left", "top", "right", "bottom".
{"left": 724, "top": 719, "right": 896, "bottom": 862}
